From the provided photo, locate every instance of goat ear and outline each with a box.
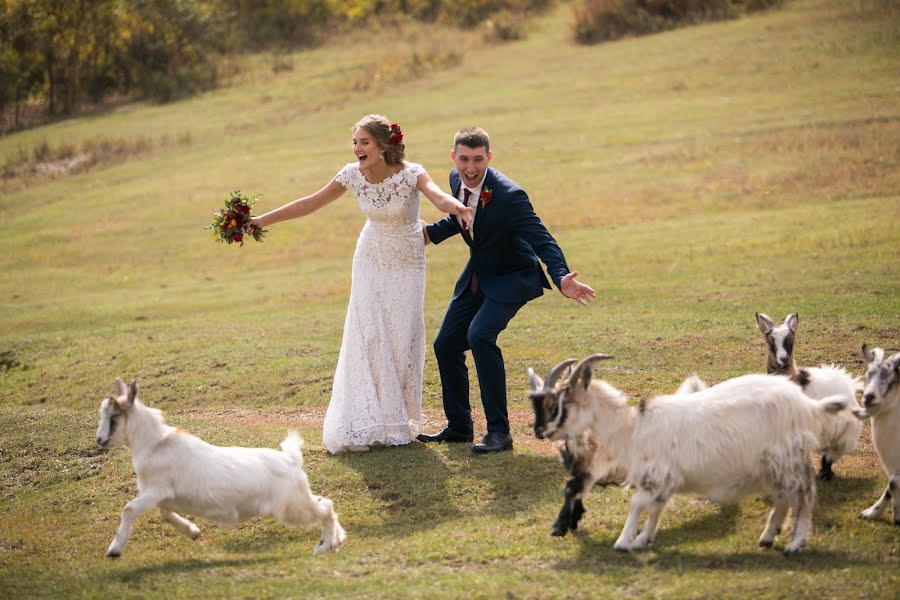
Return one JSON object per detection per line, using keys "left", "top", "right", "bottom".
{"left": 528, "top": 368, "right": 544, "bottom": 392}
{"left": 756, "top": 313, "right": 774, "bottom": 335}
{"left": 785, "top": 313, "right": 798, "bottom": 332}
{"left": 889, "top": 353, "right": 900, "bottom": 372}
{"left": 862, "top": 344, "right": 883, "bottom": 365}
{"left": 114, "top": 378, "right": 128, "bottom": 397}
{"left": 125, "top": 381, "right": 139, "bottom": 406}
{"left": 577, "top": 363, "right": 594, "bottom": 391}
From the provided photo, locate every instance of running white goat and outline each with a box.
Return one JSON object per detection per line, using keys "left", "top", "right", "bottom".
{"left": 95, "top": 379, "right": 346, "bottom": 557}
{"left": 533, "top": 355, "right": 859, "bottom": 554}
{"left": 529, "top": 359, "right": 706, "bottom": 537}
{"left": 858, "top": 344, "right": 900, "bottom": 525}
{"left": 756, "top": 312, "right": 863, "bottom": 480}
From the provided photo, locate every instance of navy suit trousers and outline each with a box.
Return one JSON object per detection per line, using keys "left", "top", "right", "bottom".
{"left": 433, "top": 287, "right": 525, "bottom": 435}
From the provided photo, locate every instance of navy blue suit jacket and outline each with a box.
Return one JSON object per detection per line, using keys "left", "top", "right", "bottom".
{"left": 426, "top": 167, "right": 569, "bottom": 304}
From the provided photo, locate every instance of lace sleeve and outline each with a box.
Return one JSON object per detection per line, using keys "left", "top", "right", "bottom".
{"left": 333, "top": 163, "right": 356, "bottom": 188}
{"left": 406, "top": 162, "right": 426, "bottom": 180}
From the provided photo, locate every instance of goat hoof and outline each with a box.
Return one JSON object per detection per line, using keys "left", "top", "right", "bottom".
{"left": 551, "top": 527, "right": 568, "bottom": 537}
{"left": 758, "top": 539, "right": 774, "bottom": 548}
{"left": 782, "top": 547, "right": 802, "bottom": 556}
{"left": 816, "top": 471, "right": 835, "bottom": 482}
{"left": 612, "top": 543, "right": 631, "bottom": 553}
{"left": 106, "top": 550, "right": 121, "bottom": 558}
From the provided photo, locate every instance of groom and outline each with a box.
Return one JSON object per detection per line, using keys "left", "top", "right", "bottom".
{"left": 417, "top": 127, "right": 596, "bottom": 453}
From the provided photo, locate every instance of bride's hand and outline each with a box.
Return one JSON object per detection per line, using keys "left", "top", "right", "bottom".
{"left": 459, "top": 205, "right": 474, "bottom": 230}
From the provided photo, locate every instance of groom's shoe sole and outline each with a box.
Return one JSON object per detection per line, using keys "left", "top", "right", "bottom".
{"left": 416, "top": 428, "right": 474, "bottom": 444}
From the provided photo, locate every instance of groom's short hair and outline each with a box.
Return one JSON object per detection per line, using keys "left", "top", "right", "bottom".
{"left": 454, "top": 127, "right": 490, "bottom": 153}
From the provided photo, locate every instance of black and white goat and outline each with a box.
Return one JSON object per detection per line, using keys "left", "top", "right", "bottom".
{"left": 529, "top": 359, "right": 705, "bottom": 537}
{"left": 858, "top": 344, "right": 900, "bottom": 525}
{"left": 96, "top": 379, "right": 346, "bottom": 557}
{"left": 532, "top": 355, "right": 859, "bottom": 554}
{"left": 756, "top": 312, "right": 863, "bottom": 480}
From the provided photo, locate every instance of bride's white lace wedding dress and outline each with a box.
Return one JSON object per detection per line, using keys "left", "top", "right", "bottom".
{"left": 322, "top": 161, "right": 426, "bottom": 454}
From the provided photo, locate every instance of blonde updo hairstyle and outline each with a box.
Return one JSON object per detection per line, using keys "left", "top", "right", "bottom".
{"left": 353, "top": 114, "right": 406, "bottom": 166}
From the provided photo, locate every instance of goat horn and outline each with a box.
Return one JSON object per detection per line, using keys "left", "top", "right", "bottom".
{"left": 566, "top": 353, "right": 615, "bottom": 384}
{"left": 545, "top": 358, "right": 578, "bottom": 389}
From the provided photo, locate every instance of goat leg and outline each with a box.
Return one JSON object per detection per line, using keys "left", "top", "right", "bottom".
{"left": 817, "top": 455, "right": 835, "bottom": 481}
{"left": 160, "top": 509, "right": 201, "bottom": 539}
{"left": 859, "top": 484, "right": 891, "bottom": 521}
{"left": 891, "top": 476, "right": 900, "bottom": 526}
{"left": 107, "top": 492, "right": 163, "bottom": 557}
{"left": 614, "top": 489, "right": 653, "bottom": 552}
{"left": 783, "top": 489, "right": 813, "bottom": 555}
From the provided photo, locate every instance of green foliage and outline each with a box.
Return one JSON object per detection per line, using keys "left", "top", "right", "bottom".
{"left": 123, "top": 0, "right": 220, "bottom": 101}
{"left": 0, "top": 0, "right": 557, "bottom": 132}
{"left": 572, "top": 0, "right": 785, "bottom": 44}
{"left": 0, "top": 0, "right": 219, "bottom": 129}
{"left": 214, "top": 0, "right": 333, "bottom": 49}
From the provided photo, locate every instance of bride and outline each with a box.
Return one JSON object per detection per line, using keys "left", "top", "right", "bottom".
{"left": 251, "top": 115, "right": 472, "bottom": 454}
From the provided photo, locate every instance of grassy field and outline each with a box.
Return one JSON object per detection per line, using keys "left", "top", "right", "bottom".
{"left": 1, "top": 0, "right": 898, "bottom": 597}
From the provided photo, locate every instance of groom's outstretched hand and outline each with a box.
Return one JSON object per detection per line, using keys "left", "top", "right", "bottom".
{"left": 560, "top": 271, "right": 596, "bottom": 306}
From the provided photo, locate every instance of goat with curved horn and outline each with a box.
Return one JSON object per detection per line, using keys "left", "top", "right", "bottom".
{"left": 545, "top": 358, "right": 579, "bottom": 389}
{"left": 566, "top": 354, "right": 615, "bottom": 390}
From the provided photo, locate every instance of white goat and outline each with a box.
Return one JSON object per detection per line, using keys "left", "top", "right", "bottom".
{"left": 95, "top": 379, "right": 346, "bottom": 557}
{"left": 858, "top": 344, "right": 900, "bottom": 525}
{"left": 756, "top": 312, "right": 863, "bottom": 480}
{"left": 529, "top": 360, "right": 705, "bottom": 537}
{"left": 533, "top": 355, "right": 859, "bottom": 554}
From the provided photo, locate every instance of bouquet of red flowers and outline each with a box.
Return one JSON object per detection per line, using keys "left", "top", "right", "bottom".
{"left": 207, "top": 190, "right": 267, "bottom": 246}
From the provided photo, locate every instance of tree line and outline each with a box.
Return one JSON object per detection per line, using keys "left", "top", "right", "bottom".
{"left": 0, "top": 0, "right": 551, "bottom": 132}
{"left": 1, "top": 0, "right": 794, "bottom": 133}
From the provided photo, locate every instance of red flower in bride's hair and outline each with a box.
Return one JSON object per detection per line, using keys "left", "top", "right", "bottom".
{"left": 389, "top": 123, "right": 403, "bottom": 145}
{"left": 480, "top": 187, "right": 493, "bottom": 208}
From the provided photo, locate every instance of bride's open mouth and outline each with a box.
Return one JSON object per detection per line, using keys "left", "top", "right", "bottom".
{"left": 357, "top": 154, "right": 368, "bottom": 164}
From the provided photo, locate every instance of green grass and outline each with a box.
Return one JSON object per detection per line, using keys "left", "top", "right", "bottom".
{"left": 1, "top": 0, "right": 899, "bottom": 597}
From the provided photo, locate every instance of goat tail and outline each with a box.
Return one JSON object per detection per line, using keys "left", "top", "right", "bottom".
{"left": 280, "top": 430, "right": 305, "bottom": 469}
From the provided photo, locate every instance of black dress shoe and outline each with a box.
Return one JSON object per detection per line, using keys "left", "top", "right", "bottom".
{"left": 416, "top": 427, "right": 474, "bottom": 444}
{"left": 472, "top": 432, "right": 513, "bottom": 454}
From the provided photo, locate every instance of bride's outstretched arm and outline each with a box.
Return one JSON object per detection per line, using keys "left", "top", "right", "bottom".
{"left": 416, "top": 173, "right": 473, "bottom": 228}
{"left": 251, "top": 180, "right": 345, "bottom": 229}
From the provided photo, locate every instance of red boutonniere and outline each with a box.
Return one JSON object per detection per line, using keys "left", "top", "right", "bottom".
{"left": 480, "top": 187, "right": 492, "bottom": 208}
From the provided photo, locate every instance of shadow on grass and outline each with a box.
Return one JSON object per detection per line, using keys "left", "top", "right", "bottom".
{"left": 557, "top": 503, "right": 880, "bottom": 573}
{"left": 106, "top": 556, "right": 277, "bottom": 583}
{"left": 334, "top": 441, "right": 563, "bottom": 537}
{"left": 217, "top": 523, "right": 310, "bottom": 553}
{"left": 816, "top": 472, "right": 882, "bottom": 509}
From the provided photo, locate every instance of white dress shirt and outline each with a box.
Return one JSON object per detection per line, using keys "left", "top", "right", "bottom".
{"left": 457, "top": 173, "right": 487, "bottom": 239}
